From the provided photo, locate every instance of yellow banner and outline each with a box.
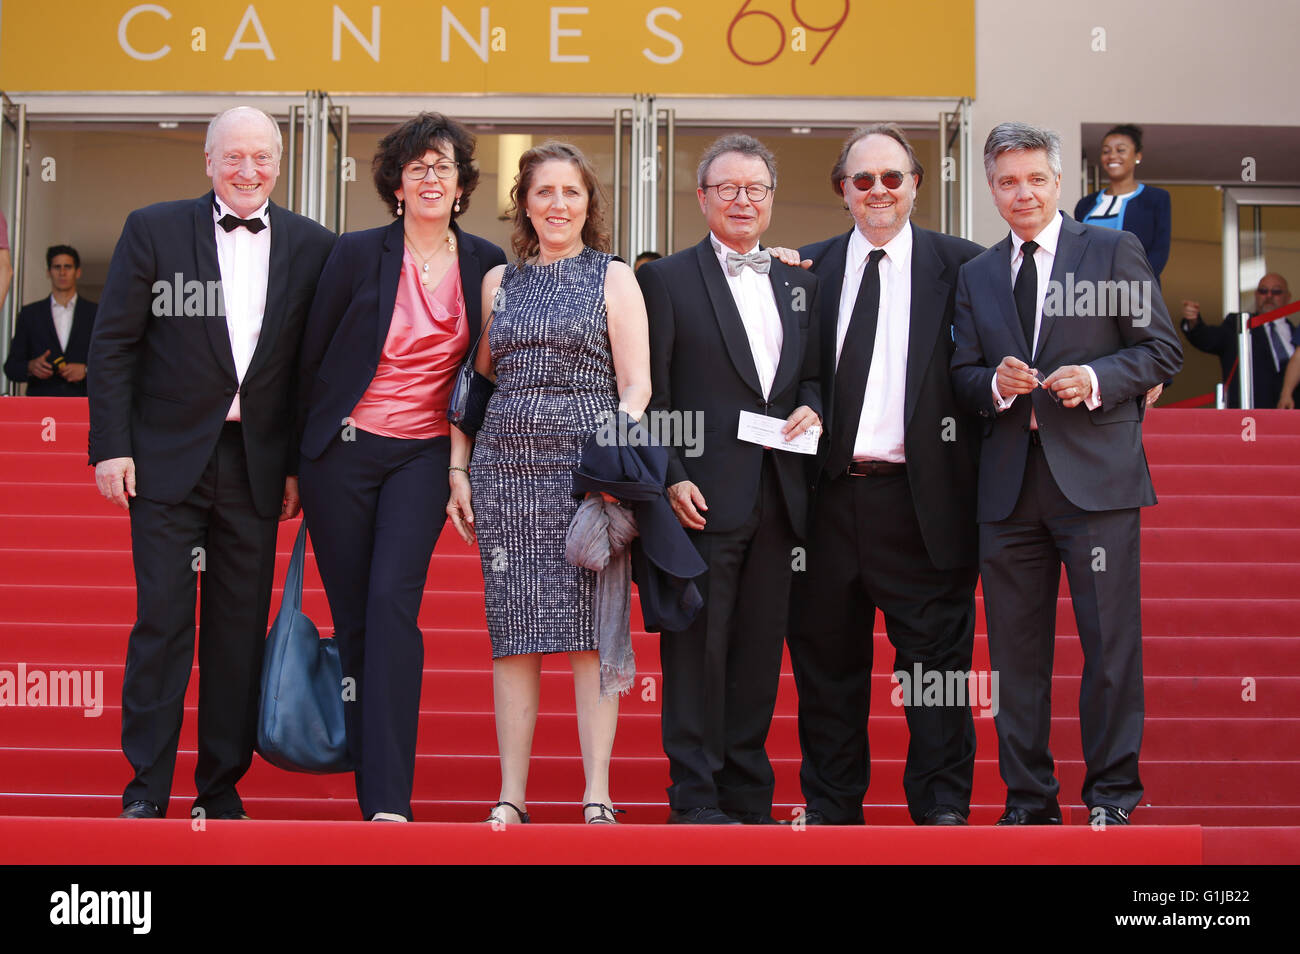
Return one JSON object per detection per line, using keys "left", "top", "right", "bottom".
{"left": 0, "top": 1, "right": 973, "bottom": 97}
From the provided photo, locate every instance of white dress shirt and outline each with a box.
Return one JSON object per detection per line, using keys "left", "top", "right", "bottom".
{"left": 711, "top": 233, "right": 783, "bottom": 400}
{"left": 213, "top": 197, "right": 271, "bottom": 421}
{"left": 836, "top": 225, "right": 912, "bottom": 462}
{"left": 993, "top": 212, "right": 1101, "bottom": 414}
{"left": 50, "top": 294, "right": 76, "bottom": 352}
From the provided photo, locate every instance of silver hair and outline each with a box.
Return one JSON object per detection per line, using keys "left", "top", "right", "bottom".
{"left": 205, "top": 106, "right": 284, "bottom": 157}
{"left": 983, "top": 122, "right": 1062, "bottom": 184}
{"left": 696, "top": 134, "right": 777, "bottom": 190}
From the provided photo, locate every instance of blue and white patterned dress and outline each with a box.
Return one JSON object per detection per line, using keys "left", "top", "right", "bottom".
{"left": 470, "top": 247, "right": 619, "bottom": 657}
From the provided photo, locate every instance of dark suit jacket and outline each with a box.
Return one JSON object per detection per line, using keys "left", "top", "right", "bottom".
{"left": 88, "top": 191, "right": 336, "bottom": 518}
{"left": 5, "top": 295, "right": 97, "bottom": 396}
{"left": 951, "top": 213, "right": 1183, "bottom": 523}
{"left": 297, "top": 218, "right": 506, "bottom": 460}
{"left": 637, "top": 236, "right": 821, "bottom": 539}
{"left": 1074, "top": 184, "right": 1171, "bottom": 280}
{"left": 1183, "top": 313, "right": 1298, "bottom": 409}
{"left": 800, "top": 224, "right": 983, "bottom": 570}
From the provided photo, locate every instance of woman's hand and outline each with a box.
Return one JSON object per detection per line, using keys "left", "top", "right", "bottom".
{"left": 447, "top": 471, "right": 475, "bottom": 544}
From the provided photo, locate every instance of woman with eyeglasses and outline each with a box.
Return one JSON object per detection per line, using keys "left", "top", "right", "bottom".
{"left": 1075, "top": 124, "right": 1171, "bottom": 281}
{"left": 296, "top": 112, "right": 506, "bottom": 821}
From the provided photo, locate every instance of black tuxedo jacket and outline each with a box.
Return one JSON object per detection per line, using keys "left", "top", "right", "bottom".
{"left": 638, "top": 236, "right": 821, "bottom": 539}
{"left": 800, "top": 224, "right": 983, "bottom": 570}
{"left": 297, "top": 218, "right": 506, "bottom": 460}
{"left": 5, "top": 295, "right": 97, "bottom": 396}
{"left": 951, "top": 214, "right": 1183, "bottom": 522}
{"left": 88, "top": 191, "right": 336, "bottom": 518}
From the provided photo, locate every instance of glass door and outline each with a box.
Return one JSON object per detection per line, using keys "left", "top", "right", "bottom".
{"left": 289, "top": 92, "right": 349, "bottom": 232}
{"left": 1, "top": 93, "right": 28, "bottom": 393}
{"left": 939, "top": 97, "right": 972, "bottom": 239}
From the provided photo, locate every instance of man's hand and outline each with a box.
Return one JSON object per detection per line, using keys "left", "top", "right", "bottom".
{"left": 996, "top": 356, "right": 1038, "bottom": 397}
{"left": 1145, "top": 383, "right": 1164, "bottom": 407}
{"left": 782, "top": 405, "right": 821, "bottom": 440}
{"left": 59, "top": 361, "right": 87, "bottom": 383}
{"left": 668, "top": 479, "right": 708, "bottom": 530}
{"left": 95, "top": 457, "right": 136, "bottom": 511}
{"left": 766, "top": 246, "right": 813, "bottom": 269}
{"left": 1279, "top": 394, "right": 1295, "bottom": 410}
{"left": 1182, "top": 300, "right": 1201, "bottom": 325}
{"left": 1043, "top": 365, "right": 1094, "bottom": 408}
{"left": 280, "top": 476, "right": 301, "bottom": 521}
{"left": 27, "top": 350, "right": 53, "bottom": 379}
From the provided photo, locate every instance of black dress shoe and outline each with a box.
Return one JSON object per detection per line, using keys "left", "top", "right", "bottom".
{"left": 728, "top": 811, "right": 779, "bottom": 825}
{"left": 1089, "top": 805, "right": 1131, "bottom": 826}
{"left": 995, "top": 806, "right": 1062, "bottom": 826}
{"left": 211, "top": 808, "right": 251, "bottom": 820}
{"left": 921, "top": 806, "right": 968, "bottom": 826}
{"left": 119, "top": 800, "right": 161, "bottom": 819}
{"left": 667, "top": 806, "right": 742, "bottom": 825}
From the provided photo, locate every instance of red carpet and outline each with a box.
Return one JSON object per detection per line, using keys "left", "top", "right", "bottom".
{"left": 1, "top": 399, "right": 1297, "bottom": 863}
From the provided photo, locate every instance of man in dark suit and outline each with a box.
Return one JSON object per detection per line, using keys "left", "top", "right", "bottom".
{"left": 788, "top": 124, "right": 984, "bottom": 827}
{"left": 637, "top": 134, "right": 821, "bottom": 825}
{"left": 5, "top": 245, "right": 97, "bottom": 396}
{"left": 1181, "top": 275, "right": 1296, "bottom": 408}
{"left": 88, "top": 106, "right": 336, "bottom": 820}
{"left": 951, "top": 122, "right": 1182, "bottom": 826}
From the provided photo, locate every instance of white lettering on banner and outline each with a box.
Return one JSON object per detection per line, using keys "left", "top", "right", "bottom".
{"left": 333, "top": 4, "right": 381, "bottom": 62}
{"left": 643, "top": 7, "right": 683, "bottom": 64}
{"left": 224, "top": 5, "right": 276, "bottom": 61}
{"left": 442, "top": 6, "right": 489, "bottom": 63}
{"left": 118, "top": 4, "right": 171, "bottom": 61}
{"left": 550, "top": 6, "right": 589, "bottom": 63}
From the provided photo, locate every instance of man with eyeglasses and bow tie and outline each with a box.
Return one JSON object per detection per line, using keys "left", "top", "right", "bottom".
{"left": 88, "top": 106, "right": 335, "bottom": 821}
{"left": 637, "top": 134, "right": 821, "bottom": 825}
{"left": 784, "top": 123, "right": 985, "bottom": 827}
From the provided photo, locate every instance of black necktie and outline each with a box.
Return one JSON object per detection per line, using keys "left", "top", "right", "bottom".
{"left": 826, "top": 248, "right": 886, "bottom": 475}
{"left": 217, "top": 212, "right": 266, "bottom": 234}
{"left": 1014, "top": 240, "right": 1038, "bottom": 358}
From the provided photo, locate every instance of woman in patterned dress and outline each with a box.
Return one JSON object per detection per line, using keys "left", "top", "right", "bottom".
{"left": 445, "top": 142, "right": 651, "bottom": 825}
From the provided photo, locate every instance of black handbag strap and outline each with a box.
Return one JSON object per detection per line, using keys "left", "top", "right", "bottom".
{"left": 281, "top": 521, "right": 307, "bottom": 615}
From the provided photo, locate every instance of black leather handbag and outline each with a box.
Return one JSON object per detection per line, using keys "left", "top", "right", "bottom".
{"left": 256, "top": 521, "right": 351, "bottom": 774}
{"left": 447, "top": 322, "right": 494, "bottom": 439}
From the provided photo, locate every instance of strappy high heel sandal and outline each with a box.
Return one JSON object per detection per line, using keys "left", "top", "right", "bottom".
{"left": 583, "top": 802, "right": 626, "bottom": 825}
{"left": 485, "top": 800, "right": 530, "bottom": 824}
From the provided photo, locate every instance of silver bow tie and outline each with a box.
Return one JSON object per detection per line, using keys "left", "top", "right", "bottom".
{"left": 725, "top": 249, "right": 772, "bottom": 276}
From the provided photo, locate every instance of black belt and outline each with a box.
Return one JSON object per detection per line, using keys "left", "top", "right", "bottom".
{"left": 846, "top": 459, "right": 906, "bottom": 477}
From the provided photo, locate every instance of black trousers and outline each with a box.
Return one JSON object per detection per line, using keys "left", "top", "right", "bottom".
{"left": 980, "top": 442, "right": 1144, "bottom": 816}
{"left": 659, "top": 454, "right": 795, "bottom": 815}
{"left": 299, "top": 429, "right": 450, "bottom": 821}
{"left": 788, "top": 469, "right": 978, "bottom": 823}
{"left": 122, "top": 422, "right": 278, "bottom": 817}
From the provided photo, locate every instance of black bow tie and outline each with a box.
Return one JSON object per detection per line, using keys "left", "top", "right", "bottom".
{"left": 216, "top": 211, "right": 266, "bottom": 234}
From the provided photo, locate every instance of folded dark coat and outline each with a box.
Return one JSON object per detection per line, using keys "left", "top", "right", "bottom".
{"left": 572, "top": 412, "right": 706, "bottom": 632}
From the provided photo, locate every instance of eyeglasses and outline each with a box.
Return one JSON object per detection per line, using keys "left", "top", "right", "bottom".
{"left": 403, "top": 160, "right": 458, "bottom": 181}
{"left": 844, "top": 170, "right": 910, "bottom": 191}
{"left": 1257, "top": 286, "right": 1286, "bottom": 295}
{"left": 705, "top": 182, "right": 772, "bottom": 202}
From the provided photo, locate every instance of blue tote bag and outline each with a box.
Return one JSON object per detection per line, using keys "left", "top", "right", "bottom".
{"left": 256, "top": 521, "right": 352, "bottom": 773}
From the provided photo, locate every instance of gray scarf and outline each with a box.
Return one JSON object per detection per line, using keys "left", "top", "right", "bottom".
{"left": 565, "top": 495, "right": 639, "bottom": 697}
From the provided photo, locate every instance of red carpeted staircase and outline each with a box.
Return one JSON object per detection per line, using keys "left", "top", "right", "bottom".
{"left": 1, "top": 398, "right": 1296, "bottom": 863}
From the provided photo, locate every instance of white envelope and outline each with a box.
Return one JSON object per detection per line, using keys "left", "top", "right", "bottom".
{"left": 736, "top": 410, "right": 820, "bottom": 455}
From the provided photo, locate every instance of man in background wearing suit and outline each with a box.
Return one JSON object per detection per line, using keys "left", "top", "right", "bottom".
{"left": 89, "top": 106, "right": 335, "bottom": 820}
{"left": 5, "top": 245, "right": 97, "bottom": 396}
{"left": 951, "top": 122, "right": 1181, "bottom": 826}
{"left": 1182, "top": 275, "right": 1296, "bottom": 409}
{"left": 789, "top": 124, "right": 984, "bottom": 826}
{"left": 637, "top": 134, "right": 821, "bottom": 825}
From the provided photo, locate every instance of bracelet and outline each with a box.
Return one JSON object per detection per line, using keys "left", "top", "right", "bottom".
{"left": 448, "top": 465, "right": 470, "bottom": 477}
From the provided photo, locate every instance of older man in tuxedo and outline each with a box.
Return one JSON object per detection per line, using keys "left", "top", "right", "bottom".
{"left": 788, "top": 124, "right": 984, "bottom": 826}
{"left": 951, "top": 122, "right": 1181, "bottom": 826}
{"left": 89, "top": 106, "right": 335, "bottom": 819}
{"left": 637, "top": 134, "right": 821, "bottom": 824}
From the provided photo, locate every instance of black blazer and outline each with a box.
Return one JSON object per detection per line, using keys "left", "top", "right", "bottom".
{"left": 1074, "top": 185, "right": 1171, "bottom": 280}
{"left": 951, "top": 214, "right": 1183, "bottom": 522}
{"left": 88, "top": 191, "right": 336, "bottom": 518}
{"left": 5, "top": 295, "right": 97, "bottom": 396}
{"left": 1183, "top": 313, "right": 1297, "bottom": 409}
{"left": 637, "top": 236, "right": 821, "bottom": 539}
{"left": 799, "top": 225, "right": 984, "bottom": 570}
{"left": 297, "top": 218, "right": 506, "bottom": 460}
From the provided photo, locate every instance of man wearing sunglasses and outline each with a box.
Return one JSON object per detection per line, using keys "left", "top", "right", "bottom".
{"left": 1181, "top": 274, "right": 1296, "bottom": 409}
{"left": 787, "top": 123, "right": 984, "bottom": 826}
